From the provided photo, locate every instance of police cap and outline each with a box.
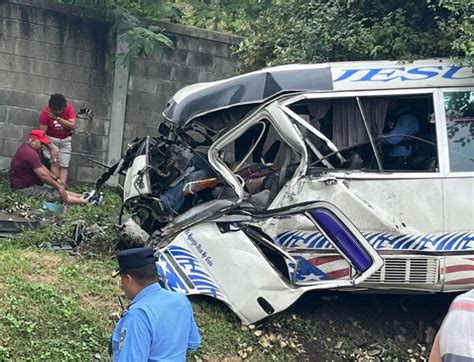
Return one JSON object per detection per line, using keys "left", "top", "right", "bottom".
{"left": 112, "top": 247, "right": 157, "bottom": 277}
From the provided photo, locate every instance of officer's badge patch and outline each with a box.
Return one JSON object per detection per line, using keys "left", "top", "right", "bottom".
{"left": 119, "top": 328, "right": 127, "bottom": 350}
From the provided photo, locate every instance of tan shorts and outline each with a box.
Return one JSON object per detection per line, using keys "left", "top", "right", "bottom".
{"left": 42, "top": 136, "right": 72, "bottom": 168}
{"left": 16, "top": 185, "right": 60, "bottom": 202}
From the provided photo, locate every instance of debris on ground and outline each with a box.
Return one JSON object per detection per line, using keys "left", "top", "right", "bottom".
{"left": 0, "top": 211, "right": 42, "bottom": 238}
{"left": 117, "top": 218, "right": 149, "bottom": 247}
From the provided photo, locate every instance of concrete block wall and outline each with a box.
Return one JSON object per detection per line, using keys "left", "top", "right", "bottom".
{"left": 123, "top": 22, "right": 241, "bottom": 150}
{"left": 0, "top": 0, "right": 241, "bottom": 183}
{"left": 0, "top": 0, "right": 114, "bottom": 181}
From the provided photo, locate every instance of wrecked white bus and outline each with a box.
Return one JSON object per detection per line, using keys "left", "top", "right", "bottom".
{"left": 98, "top": 59, "right": 474, "bottom": 323}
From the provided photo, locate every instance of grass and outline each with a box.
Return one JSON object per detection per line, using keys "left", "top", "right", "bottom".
{"left": 0, "top": 178, "right": 298, "bottom": 361}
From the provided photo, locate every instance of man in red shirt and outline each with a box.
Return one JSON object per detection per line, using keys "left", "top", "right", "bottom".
{"left": 10, "top": 130, "right": 88, "bottom": 205}
{"left": 39, "top": 93, "right": 76, "bottom": 185}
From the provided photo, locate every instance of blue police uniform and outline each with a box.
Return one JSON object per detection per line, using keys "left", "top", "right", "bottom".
{"left": 111, "top": 282, "right": 201, "bottom": 361}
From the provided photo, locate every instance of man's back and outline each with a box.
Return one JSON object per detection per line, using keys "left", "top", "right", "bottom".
{"left": 112, "top": 283, "right": 200, "bottom": 361}
{"left": 10, "top": 143, "right": 43, "bottom": 190}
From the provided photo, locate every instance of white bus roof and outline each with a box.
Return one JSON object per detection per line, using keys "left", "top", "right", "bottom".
{"left": 163, "top": 59, "right": 474, "bottom": 127}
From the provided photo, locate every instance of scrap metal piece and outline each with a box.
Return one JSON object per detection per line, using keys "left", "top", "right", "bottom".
{"left": 0, "top": 211, "right": 42, "bottom": 238}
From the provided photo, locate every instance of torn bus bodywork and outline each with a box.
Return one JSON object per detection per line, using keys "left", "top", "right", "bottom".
{"left": 99, "top": 60, "right": 474, "bottom": 323}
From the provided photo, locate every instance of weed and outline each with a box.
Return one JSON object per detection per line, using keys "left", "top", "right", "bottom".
{"left": 0, "top": 177, "right": 299, "bottom": 360}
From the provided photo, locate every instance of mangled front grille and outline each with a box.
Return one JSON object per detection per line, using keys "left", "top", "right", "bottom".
{"left": 364, "top": 256, "right": 439, "bottom": 284}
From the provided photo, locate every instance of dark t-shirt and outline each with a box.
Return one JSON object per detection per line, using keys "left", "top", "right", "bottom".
{"left": 10, "top": 144, "right": 43, "bottom": 190}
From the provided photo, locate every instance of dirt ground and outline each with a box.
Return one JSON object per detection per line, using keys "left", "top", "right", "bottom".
{"left": 253, "top": 290, "right": 455, "bottom": 361}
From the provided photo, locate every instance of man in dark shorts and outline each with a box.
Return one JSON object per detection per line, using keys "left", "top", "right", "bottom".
{"left": 10, "top": 130, "right": 88, "bottom": 205}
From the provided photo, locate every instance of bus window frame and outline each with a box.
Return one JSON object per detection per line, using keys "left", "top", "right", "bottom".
{"left": 437, "top": 87, "right": 474, "bottom": 177}
{"left": 280, "top": 88, "right": 450, "bottom": 179}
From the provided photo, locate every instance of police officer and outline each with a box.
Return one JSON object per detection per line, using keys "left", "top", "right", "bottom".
{"left": 111, "top": 247, "right": 201, "bottom": 361}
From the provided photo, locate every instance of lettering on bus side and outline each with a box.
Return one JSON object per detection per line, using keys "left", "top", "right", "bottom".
{"left": 333, "top": 66, "right": 473, "bottom": 83}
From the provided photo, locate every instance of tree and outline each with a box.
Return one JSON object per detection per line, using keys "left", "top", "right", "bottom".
{"left": 168, "top": 0, "right": 271, "bottom": 34}
{"left": 235, "top": 0, "right": 474, "bottom": 70}
{"left": 58, "top": 1, "right": 473, "bottom": 69}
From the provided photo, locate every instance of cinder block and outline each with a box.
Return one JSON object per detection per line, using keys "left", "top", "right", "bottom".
{"left": 213, "top": 56, "right": 237, "bottom": 75}
{"left": 157, "top": 80, "right": 181, "bottom": 97}
{"left": 6, "top": 107, "right": 39, "bottom": 127}
{"left": 75, "top": 118, "right": 89, "bottom": 134}
{"left": 11, "top": 72, "right": 52, "bottom": 94}
{"left": 186, "top": 51, "right": 213, "bottom": 69}
{"left": 0, "top": 155, "right": 11, "bottom": 171}
{"left": 14, "top": 38, "right": 44, "bottom": 59}
{"left": 161, "top": 48, "right": 188, "bottom": 65}
{"left": 0, "top": 89, "right": 48, "bottom": 110}
{"left": 1, "top": 123, "right": 23, "bottom": 140}
{"left": 0, "top": 53, "right": 29, "bottom": 73}
{"left": 48, "top": 79, "right": 88, "bottom": 101}
{"left": 145, "top": 63, "right": 173, "bottom": 80}
{"left": 2, "top": 139, "right": 22, "bottom": 157}
{"left": 124, "top": 107, "right": 154, "bottom": 125}
{"left": 88, "top": 85, "right": 112, "bottom": 104}
{"left": 77, "top": 166, "right": 102, "bottom": 182}
{"left": 0, "top": 106, "right": 7, "bottom": 123}
{"left": 0, "top": 69, "right": 13, "bottom": 88}
{"left": 89, "top": 69, "right": 113, "bottom": 87}
{"left": 127, "top": 92, "right": 161, "bottom": 112}
{"left": 73, "top": 133, "right": 108, "bottom": 154}
{"left": 57, "top": 63, "right": 91, "bottom": 84}
{"left": 130, "top": 58, "right": 146, "bottom": 77}
{"left": 0, "top": 34, "right": 15, "bottom": 54}
{"left": 197, "top": 70, "right": 221, "bottom": 83}
{"left": 90, "top": 118, "right": 110, "bottom": 136}
{"left": 123, "top": 123, "right": 136, "bottom": 140}
{"left": 170, "top": 65, "right": 198, "bottom": 83}
{"left": 67, "top": 165, "right": 77, "bottom": 181}
{"left": 129, "top": 75, "right": 157, "bottom": 94}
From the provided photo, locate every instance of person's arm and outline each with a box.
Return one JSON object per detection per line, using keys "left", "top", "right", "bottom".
{"left": 49, "top": 113, "right": 76, "bottom": 130}
{"left": 115, "top": 310, "right": 151, "bottom": 362}
{"left": 385, "top": 114, "right": 420, "bottom": 145}
{"left": 32, "top": 166, "right": 67, "bottom": 202}
{"left": 429, "top": 330, "right": 442, "bottom": 362}
{"left": 52, "top": 104, "right": 76, "bottom": 130}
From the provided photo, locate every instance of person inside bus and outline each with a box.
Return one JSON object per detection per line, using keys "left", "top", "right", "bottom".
{"left": 382, "top": 104, "right": 420, "bottom": 170}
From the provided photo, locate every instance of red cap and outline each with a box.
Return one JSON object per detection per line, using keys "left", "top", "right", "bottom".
{"left": 29, "top": 130, "right": 51, "bottom": 145}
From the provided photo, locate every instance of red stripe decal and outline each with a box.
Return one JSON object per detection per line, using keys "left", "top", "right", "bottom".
{"left": 445, "top": 278, "right": 474, "bottom": 285}
{"left": 444, "top": 265, "right": 474, "bottom": 273}
{"left": 327, "top": 269, "right": 350, "bottom": 279}
{"left": 450, "top": 302, "right": 474, "bottom": 312}
{"left": 309, "top": 256, "right": 344, "bottom": 265}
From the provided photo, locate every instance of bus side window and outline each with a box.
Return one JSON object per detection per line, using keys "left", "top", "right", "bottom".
{"left": 300, "top": 94, "right": 438, "bottom": 172}
{"left": 444, "top": 91, "right": 474, "bottom": 172}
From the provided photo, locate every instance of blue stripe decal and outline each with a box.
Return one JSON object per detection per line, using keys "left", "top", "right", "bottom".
{"left": 166, "top": 245, "right": 223, "bottom": 298}
{"left": 274, "top": 231, "right": 474, "bottom": 251}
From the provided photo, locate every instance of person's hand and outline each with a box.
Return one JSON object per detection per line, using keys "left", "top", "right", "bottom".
{"left": 58, "top": 185, "right": 68, "bottom": 203}
{"left": 51, "top": 148, "right": 59, "bottom": 163}
{"left": 48, "top": 112, "right": 61, "bottom": 122}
